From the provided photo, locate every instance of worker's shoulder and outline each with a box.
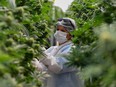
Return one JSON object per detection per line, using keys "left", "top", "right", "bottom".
{"left": 61, "top": 44, "right": 73, "bottom": 52}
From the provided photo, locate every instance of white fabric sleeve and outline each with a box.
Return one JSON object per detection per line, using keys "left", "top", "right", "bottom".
{"left": 40, "top": 55, "right": 62, "bottom": 73}
{"left": 31, "top": 58, "right": 47, "bottom": 71}
{"left": 40, "top": 55, "right": 77, "bottom": 74}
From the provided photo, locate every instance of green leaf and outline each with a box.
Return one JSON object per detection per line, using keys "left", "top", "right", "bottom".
{"left": 0, "top": 51, "right": 11, "bottom": 62}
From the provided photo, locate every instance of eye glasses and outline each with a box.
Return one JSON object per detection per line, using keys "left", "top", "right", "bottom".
{"left": 57, "top": 18, "right": 75, "bottom": 29}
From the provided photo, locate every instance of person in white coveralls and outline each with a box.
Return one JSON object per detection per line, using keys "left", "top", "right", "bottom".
{"left": 32, "top": 18, "right": 84, "bottom": 87}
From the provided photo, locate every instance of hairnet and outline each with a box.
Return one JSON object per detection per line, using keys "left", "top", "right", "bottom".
{"left": 56, "top": 18, "right": 77, "bottom": 32}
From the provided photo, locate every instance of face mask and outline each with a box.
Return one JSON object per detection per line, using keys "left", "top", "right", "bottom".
{"left": 54, "top": 31, "right": 67, "bottom": 44}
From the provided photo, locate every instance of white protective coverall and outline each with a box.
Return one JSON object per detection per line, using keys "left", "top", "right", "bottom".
{"left": 39, "top": 41, "right": 84, "bottom": 87}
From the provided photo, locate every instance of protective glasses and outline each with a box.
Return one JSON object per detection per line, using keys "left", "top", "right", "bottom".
{"left": 57, "top": 18, "right": 75, "bottom": 29}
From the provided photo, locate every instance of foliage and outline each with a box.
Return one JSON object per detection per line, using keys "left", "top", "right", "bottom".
{"left": 66, "top": 0, "right": 116, "bottom": 87}
{"left": 66, "top": 0, "right": 116, "bottom": 44}
{"left": 1, "top": 0, "right": 115, "bottom": 87}
{"left": 0, "top": 0, "right": 58, "bottom": 87}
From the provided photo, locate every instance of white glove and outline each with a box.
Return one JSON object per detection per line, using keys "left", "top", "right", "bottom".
{"left": 40, "top": 54, "right": 62, "bottom": 73}
{"left": 31, "top": 58, "right": 47, "bottom": 71}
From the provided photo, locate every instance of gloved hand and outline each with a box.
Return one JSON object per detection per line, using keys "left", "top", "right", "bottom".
{"left": 31, "top": 58, "right": 47, "bottom": 71}
{"left": 39, "top": 53, "right": 53, "bottom": 65}
{"left": 39, "top": 54, "right": 62, "bottom": 73}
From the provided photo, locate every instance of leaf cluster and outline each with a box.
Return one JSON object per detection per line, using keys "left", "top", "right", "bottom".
{"left": 65, "top": 0, "right": 116, "bottom": 87}
{"left": 0, "top": 0, "right": 54, "bottom": 87}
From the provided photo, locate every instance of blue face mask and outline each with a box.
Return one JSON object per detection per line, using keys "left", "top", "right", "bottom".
{"left": 54, "top": 31, "right": 68, "bottom": 44}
